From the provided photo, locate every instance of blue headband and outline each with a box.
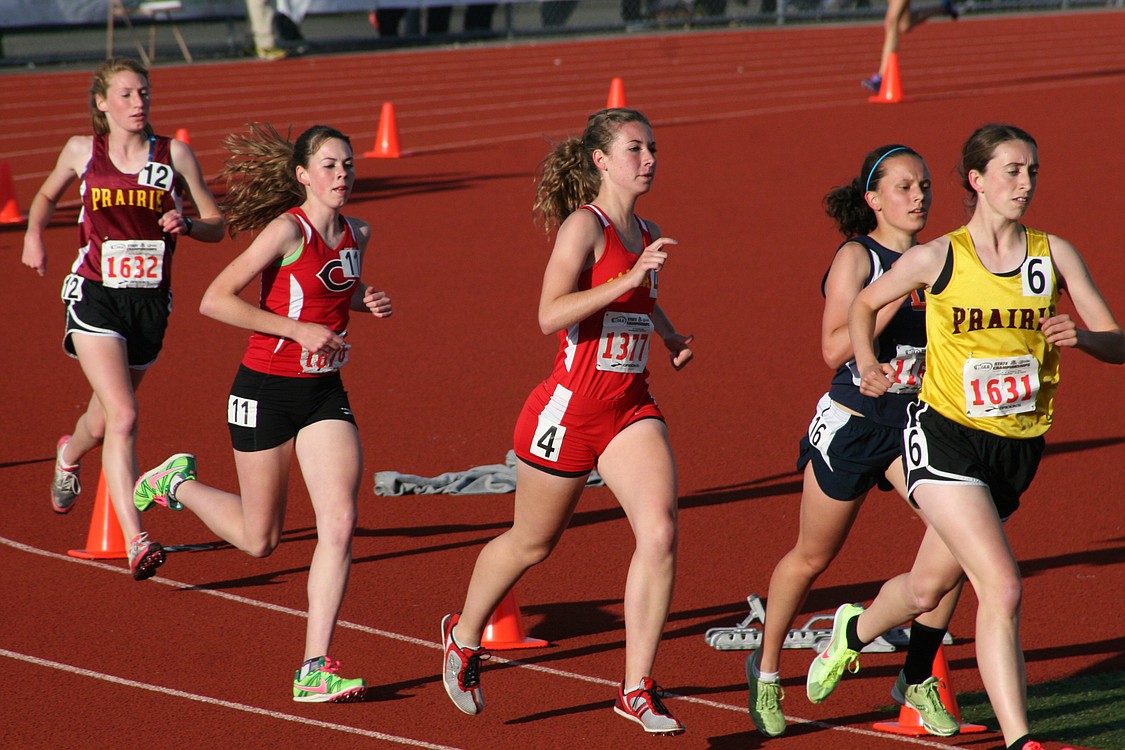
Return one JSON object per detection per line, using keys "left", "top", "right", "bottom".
{"left": 865, "top": 147, "right": 908, "bottom": 192}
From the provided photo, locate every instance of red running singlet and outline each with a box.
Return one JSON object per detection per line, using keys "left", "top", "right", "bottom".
{"left": 241, "top": 207, "right": 361, "bottom": 378}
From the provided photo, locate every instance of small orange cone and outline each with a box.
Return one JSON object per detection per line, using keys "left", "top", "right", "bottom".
{"left": 873, "top": 645, "right": 987, "bottom": 735}
{"left": 481, "top": 590, "right": 549, "bottom": 650}
{"left": 364, "top": 102, "right": 402, "bottom": 158}
{"left": 68, "top": 470, "right": 128, "bottom": 560}
{"left": 173, "top": 127, "right": 191, "bottom": 145}
{"left": 0, "top": 162, "right": 23, "bottom": 224}
{"left": 869, "top": 52, "right": 908, "bottom": 104}
{"left": 606, "top": 77, "right": 627, "bottom": 109}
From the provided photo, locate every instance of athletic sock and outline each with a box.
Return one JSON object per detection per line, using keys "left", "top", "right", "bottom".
{"left": 451, "top": 625, "right": 480, "bottom": 650}
{"left": 752, "top": 656, "right": 779, "bottom": 683}
{"left": 299, "top": 656, "right": 323, "bottom": 679}
{"left": 57, "top": 440, "right": 78, "bottom": 469}
{"left": 845, "top": 614, "right": 867, "bottom": 652}
{"left": 902, "top": 620, "right": 946, "bottom": 684}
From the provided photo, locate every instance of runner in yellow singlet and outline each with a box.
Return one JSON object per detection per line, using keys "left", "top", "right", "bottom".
{"left": 805, "top": 123, "right": 1124, "bottom": 750}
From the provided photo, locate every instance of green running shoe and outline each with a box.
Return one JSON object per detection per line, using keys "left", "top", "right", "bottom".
{"left": 745, "top": 653, "right": 786, "bottom": 737}
{"left": 134, "top": 453, "right": 196, "bottom": 511}
{"left": 892, "top": 671, "right": 960, "bottom": 736}
{"left": 293, "top": 657, "right": 366, "bottom": 703}
{"left": 806, "top": 603, "right": 863, "bottom": 703}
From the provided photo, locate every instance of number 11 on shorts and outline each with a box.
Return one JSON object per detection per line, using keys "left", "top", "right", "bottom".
{"left": 228, "top": 395, "right": 258, "bottom": 428}
{"left": 530, "top": 416, "right": 566, "bottom": 462}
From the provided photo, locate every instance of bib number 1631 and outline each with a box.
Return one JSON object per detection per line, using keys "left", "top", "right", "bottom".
{"left": 963, "top": 355, "right": 1039, "bottom": 418}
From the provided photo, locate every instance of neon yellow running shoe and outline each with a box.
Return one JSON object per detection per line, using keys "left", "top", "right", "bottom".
{"left": 746, "top": 653, "right": 786, "bottom": 737}
{"left": 892, "top": 671, "right": 959, "bottom": 736}
{"left": 293, "top": 657, "right": 366, "bottom": 703}
{"left": 806, "top": 603, "right": 863, "bottom": 703}
{"left": 134, "top": 453, "right": 196, "bottom": 511}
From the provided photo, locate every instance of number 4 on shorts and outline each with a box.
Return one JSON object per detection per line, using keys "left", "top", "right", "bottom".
{"left": 531, "top": 417, "right": 566, "bottom": 462}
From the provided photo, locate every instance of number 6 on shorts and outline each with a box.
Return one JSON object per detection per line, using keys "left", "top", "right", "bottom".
{"left": 904, "top": 421, "right": 928, "bottom": 473}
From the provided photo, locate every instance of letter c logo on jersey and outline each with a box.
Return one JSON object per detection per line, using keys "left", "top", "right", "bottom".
{"left": 317, "top": 259, "right": 358, "bottom": 293}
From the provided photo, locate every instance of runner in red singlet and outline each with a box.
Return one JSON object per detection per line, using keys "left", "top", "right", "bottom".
{"left": 133, "top": 123, "right": 392, "bottom": 703}
{"left": 440, "top": 108, "right": 694, "bottom": 735}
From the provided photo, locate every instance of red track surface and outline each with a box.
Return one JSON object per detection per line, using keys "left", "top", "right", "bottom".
{"left": 1, "top": 11, "right": 1123, "bottom": 749}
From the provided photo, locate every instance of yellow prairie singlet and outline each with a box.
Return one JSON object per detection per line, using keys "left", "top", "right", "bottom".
{"left": 920, "top": 226, "right": 1060, "bottom": 438}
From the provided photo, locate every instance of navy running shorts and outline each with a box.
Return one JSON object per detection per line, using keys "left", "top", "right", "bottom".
{"left": 796, "top": 393, "right": 901, "bottom": 501}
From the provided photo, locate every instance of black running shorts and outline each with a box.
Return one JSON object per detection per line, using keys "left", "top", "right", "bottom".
{"left": 62, "top": 275, "right": 171, "bottom": 369}
{"left": 227, "top": 365, "right": 357, "bottom": 452}
{"left": 903, "top": 401, "right": 1044, "bottom": 519}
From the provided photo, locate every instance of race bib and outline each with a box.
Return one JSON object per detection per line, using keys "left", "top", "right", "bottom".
{"left": 60, "top": 273, "right": 84, "bottom": 302}
{"left": 886, "top": 344, "right": 926, "bottom": 394}
{"left": 1022, "top": 256, "right": 1053, "bottom": 298}
{"left": 228, "top": 395, "right": 258, "bottom": 428}
{"left": 963, "top": 354, "right": 1040, "bottom": 418}
{"left": 597, "top": 312, "right": 653, "bottom": 373}
{"left": 100, "top": 239, "right": 166, "bottom": 288}
{"left": 530, "top": 416, "right": 566, "bottom": 463}
{"left": 300, "top": 342, "right": 351, "bottom": 374}
{"left": 137, "top": 161, "right": 175, "bottom": 191}
{"left": 339, "top": 248, "right": 361, "bottom": 279}
{"left": 806, "top": 393, "right": 850, "bottom": 469}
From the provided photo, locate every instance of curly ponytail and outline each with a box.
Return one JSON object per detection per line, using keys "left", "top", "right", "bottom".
{"left": 532, "top": 108, "right": 651, "bottom": 237}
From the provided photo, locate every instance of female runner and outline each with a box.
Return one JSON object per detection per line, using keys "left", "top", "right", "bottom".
{"left": 134, "top": 123, "right": 392, "bottom": 701}
{"left": 440, "top": 108, "right": 694, "bottom": 735}
{"left": 22, "top": 57, "right": 224, "bottom": 580}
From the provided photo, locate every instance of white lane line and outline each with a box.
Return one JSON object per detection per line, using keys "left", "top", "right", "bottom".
{"left": 0, "top": 535, "right": 959, "bottom": 747}
{"left": 0, "top": 648, "right": 462, "bottom": 750}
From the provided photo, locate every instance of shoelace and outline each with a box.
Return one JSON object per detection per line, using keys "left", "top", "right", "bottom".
{"left": 129, "top": 532, "right": 150, "bottom": 558}
{"left": 757, "top": 681, "right": 784, "bottom": 710}
{"left": 912, "top": 678, "right": 946, "bottom": 712}
{"left": 320, "top": 657, "right": 343, "bottom": 674}
{"left": 460, "top": 648, "right": 490, "bottom": 689}
{"left": 54, "top": 469, "right": 78, "bottom": 490}
{"left": 823, "top": 649, "right": 860, "bottom": 683}
{"left": 630, "top": 682, "right": 672, "bottom": 716}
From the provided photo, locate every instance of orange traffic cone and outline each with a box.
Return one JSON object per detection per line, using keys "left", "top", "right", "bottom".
{"left": 0, "top": 162, "right": 23, "bottom": 224}
{"left": 68, "top": 470, "right": 128, "bottom": 560}
{"left": 606, "top": 77, "right": 627, "bottom": 108}
{"left": 481, "top": 590, "right": 549, "bottom": 650}
{"left": 873, "top": 645, "right": 987, "bottom": 735}
{"left": 364, "top": 102, "right": 402, "bottom": 158}
{"left": 174, "top": 127, "right": 191, "bottom": 145}
{"left": 869, "top": 52, "right": 908, "bottom": 104}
